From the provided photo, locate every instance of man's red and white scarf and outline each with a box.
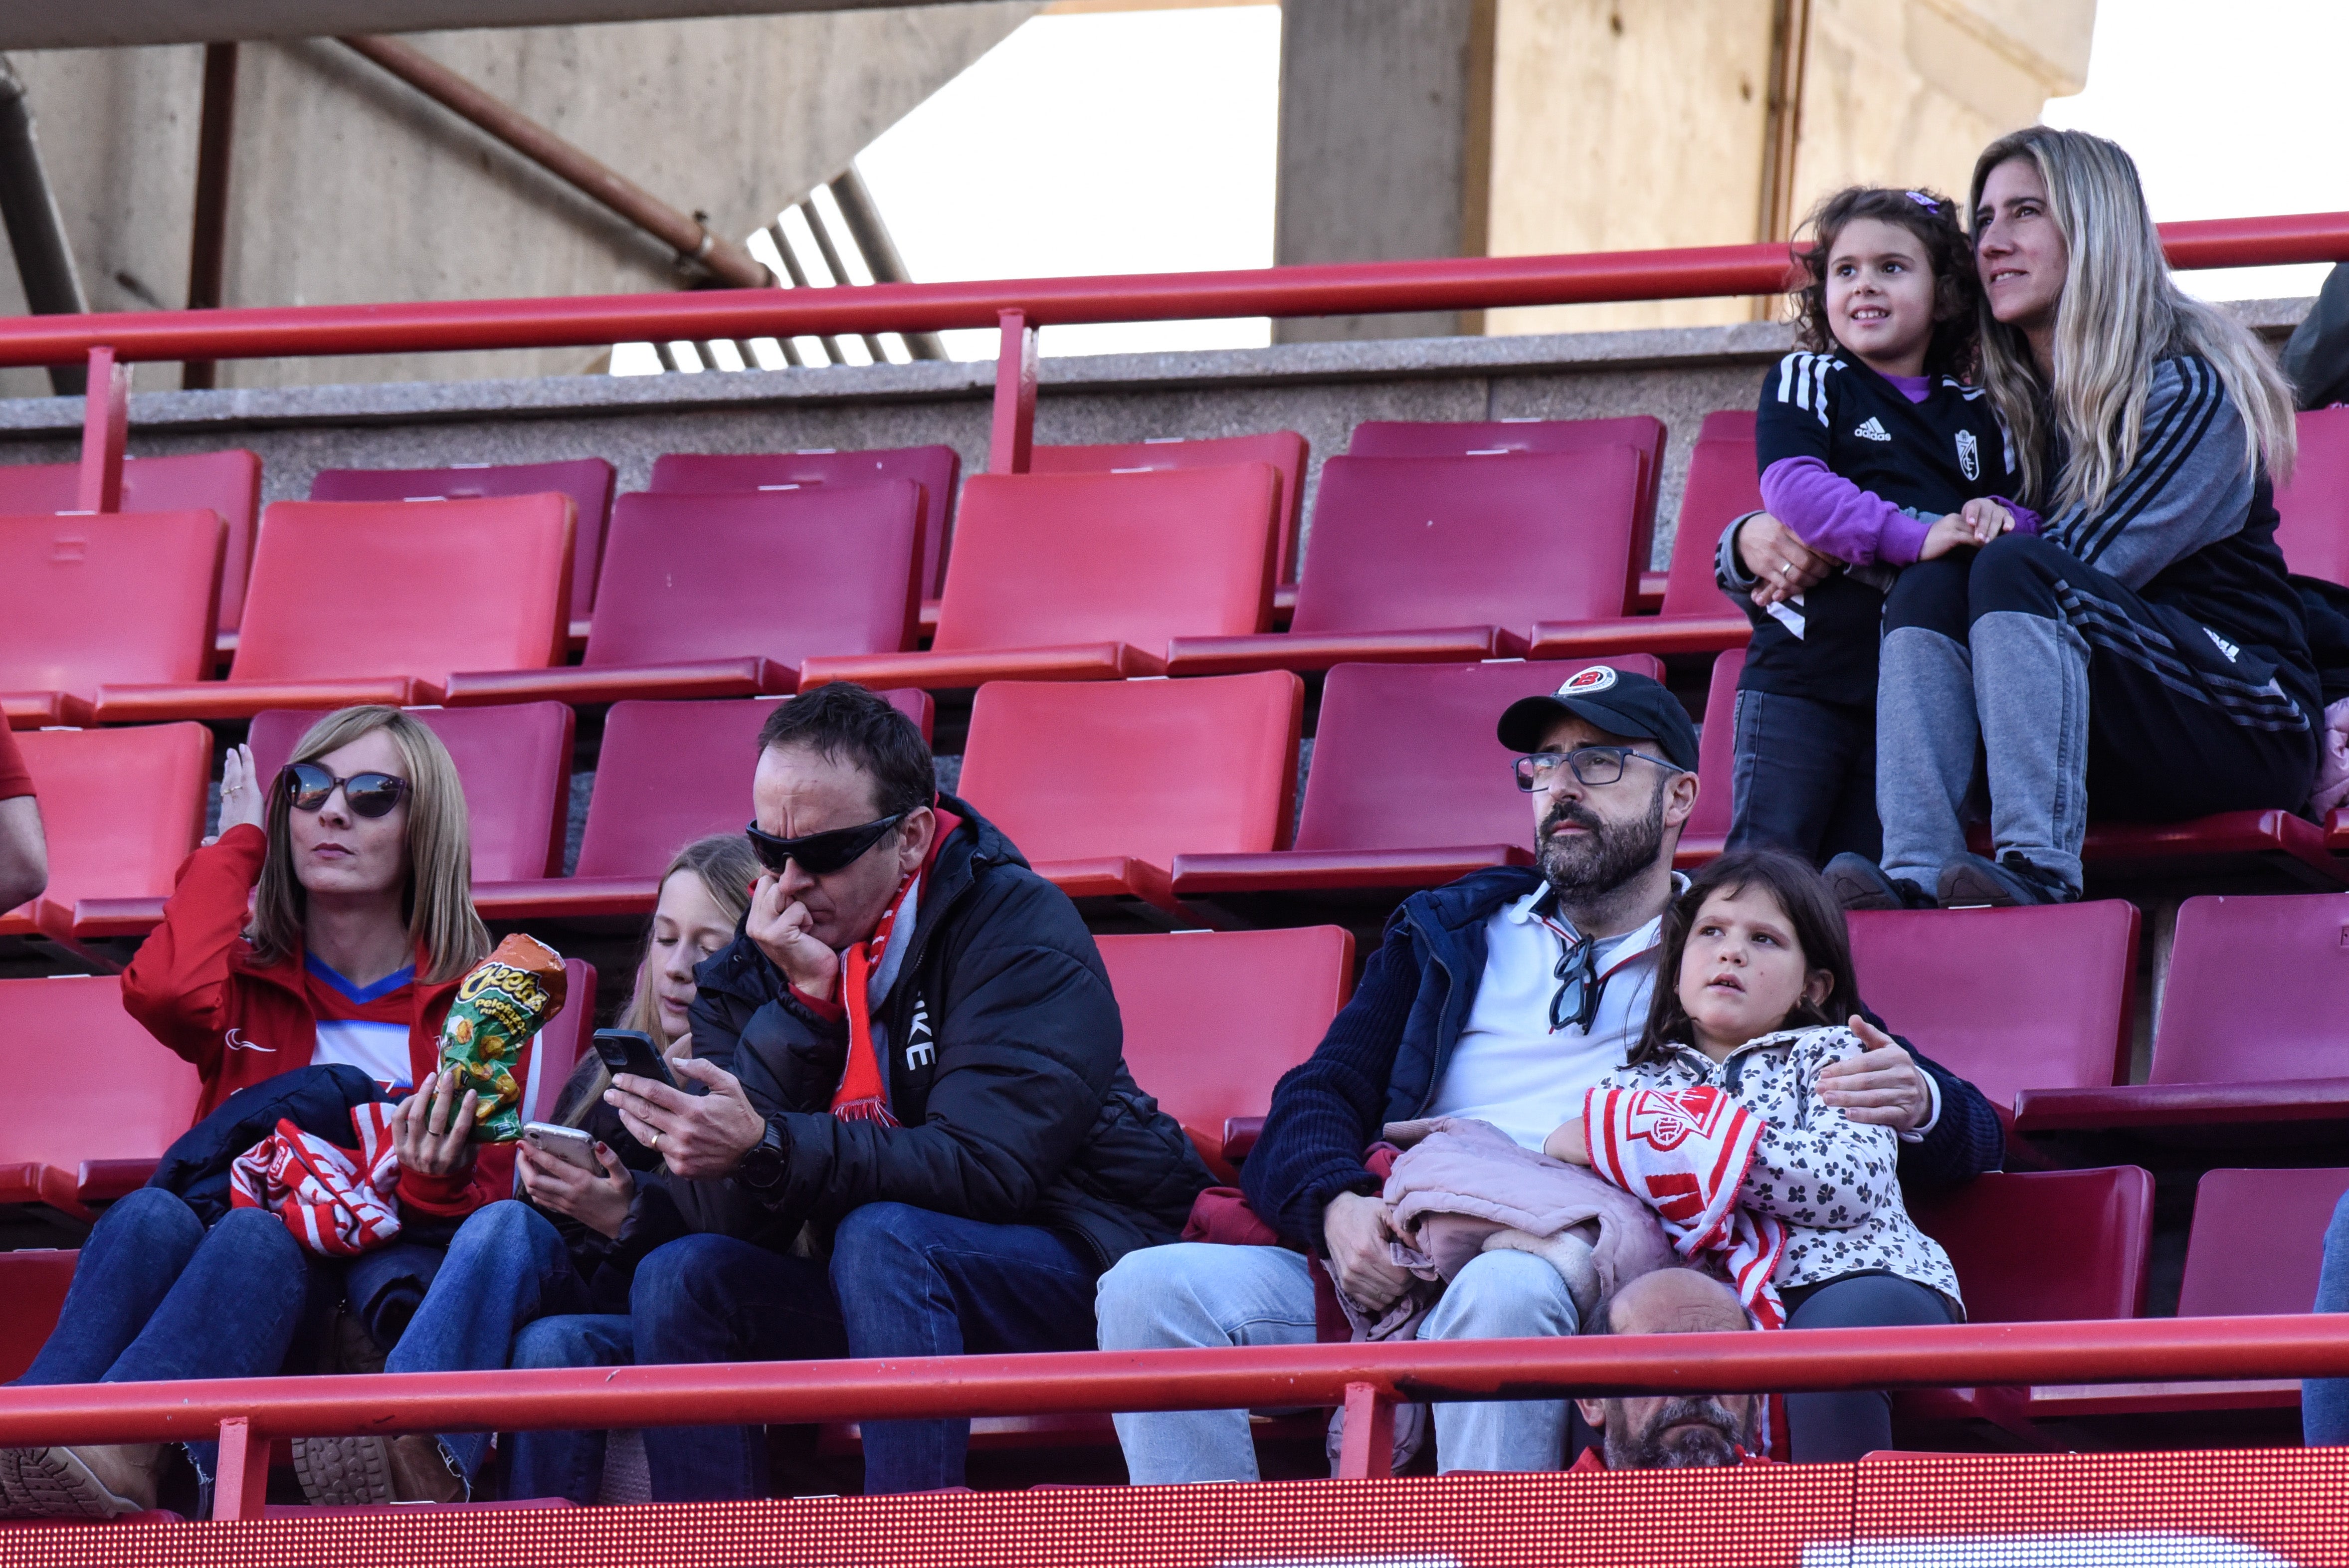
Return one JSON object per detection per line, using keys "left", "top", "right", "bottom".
{"left": 829, "top": 808, "right": 962, "bottom": 1127}
{"left": 228, "top": 1103, "right": 402, "bottom": 1256}
{"left": 1583, "top": 1083, "right": 1788, "bottom": 1329}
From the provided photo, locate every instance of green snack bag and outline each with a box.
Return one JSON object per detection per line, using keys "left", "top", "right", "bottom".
{"left": 440, "top": 933, "right": 566, "bottom": 1144}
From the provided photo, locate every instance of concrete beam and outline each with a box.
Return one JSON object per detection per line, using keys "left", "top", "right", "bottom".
{"left": 0, "top": 1, "right": 990, "bottom": 52}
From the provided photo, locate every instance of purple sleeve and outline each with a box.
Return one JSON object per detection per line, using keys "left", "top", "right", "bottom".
{"left": 1758, "top": 456, "right": 1936, "bottom": 567}
{"left": 1990, "top": 496, "right": 2043, "bottom": 536}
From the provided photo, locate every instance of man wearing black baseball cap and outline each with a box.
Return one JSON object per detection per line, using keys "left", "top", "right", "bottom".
{"left": 1101, "top": 665, "right": 2003, "bottom": 1481}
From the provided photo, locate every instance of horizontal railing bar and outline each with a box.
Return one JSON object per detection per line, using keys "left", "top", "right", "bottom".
{"left": 0, "top": 211, "right": 2336, "bottom": 369}
{"left": 0, "top": 1314, "right": 2341, "bottom": 1447}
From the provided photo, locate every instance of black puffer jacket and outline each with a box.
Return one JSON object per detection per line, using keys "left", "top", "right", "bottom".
{"left": 680, "top": 795, "right": 1210, "bottom": 1271}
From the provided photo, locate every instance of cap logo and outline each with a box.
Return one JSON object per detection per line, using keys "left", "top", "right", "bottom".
{"left": 1559, "top": 666, "right": 1618, "bottom": 695}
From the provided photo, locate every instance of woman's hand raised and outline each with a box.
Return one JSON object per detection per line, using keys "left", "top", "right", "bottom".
{"left": 209, "top": 744, "right": 266, "bottom": 844}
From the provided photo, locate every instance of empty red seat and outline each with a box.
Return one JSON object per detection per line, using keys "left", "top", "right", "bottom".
{"left": 93, "top": 496, "right": 574, "bottom": 722}
{"left": 1032, "top": 432, "right": 1309, "bottom": 587}
{"left": 2274, "top": 405, "right": 2349, "bottom": 588}
{"left": 2017, "top": 891, "right": 2349, "bottom": 1133}
{"left": 1165, "top": 448, "right": 1642, "bottom": 676}
{"left": 1098, "top": 926, "right": 1354, "bottom": 1179}
{"left": 1531, "top": 428, "right": 1759, "bottom": 660}
{"left": 0, "top": 450, "right": 262, "bottom": 632}
{"left": 958, "top": 673, "right": 1302, "bottom": 911}
{"left": 471, "top": 690, "right": 933, "bottom": 922}
{"left": 1847, "top": 902, "right": 2140, "bottom": 1117}
{"left": 4, "top": 724, "right": 209, "bottom": 948}
{"left": 1347, "top": 415, "right": 1666, "bottom": 574}
{"left": 0, "top": 1250, "right": 78, "bottom": 1380}
{"left": 443, "top": 484, "right": 923, "bottom": 706}
{"left": 1171, "top": 655, "right": 1662, "bottom": 900}
{"left": 1672, "top": 647, "right": 1743, "bottom": 867}
{"left": 0, "top": 511, "right": 224, "bottom": 727}
{"left": 0, "top": 974, "right": 206, "bottom": 1223}
{"left": 798, "top": 466, "right": 1279, "bottom": 692}
{"left": 309, "top": 459, "right": 615, "bottom": 628}
{"left": 647, "top": 446, "right": 960, "bottom": 598}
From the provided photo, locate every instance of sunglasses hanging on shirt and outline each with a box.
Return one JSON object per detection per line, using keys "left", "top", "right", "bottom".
{"left": 1550, "top": 934, "right": 1608, "bottom": 1035}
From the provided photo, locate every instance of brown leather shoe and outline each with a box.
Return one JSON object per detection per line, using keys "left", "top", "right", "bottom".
{"left": 10, "top": 1443, "right": 160, "bottom": 1518}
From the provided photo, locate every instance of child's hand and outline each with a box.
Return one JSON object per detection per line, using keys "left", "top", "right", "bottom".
{"left": 1960, "top": 496, "right": 2015, "bottom": 542}
{"left": 1917, "top": 513, "right": 1978, "bottom": 561}
{"left": 1542, "top": 1118, "right": 1591, "bottom": 1166}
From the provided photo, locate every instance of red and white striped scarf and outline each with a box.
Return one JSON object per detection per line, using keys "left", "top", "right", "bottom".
{"left": 228, "top": 1103, "right": 402, "bottom": 1257}
{"left": 1583, "top": 1083, "right": 1788, "bottom": 1329}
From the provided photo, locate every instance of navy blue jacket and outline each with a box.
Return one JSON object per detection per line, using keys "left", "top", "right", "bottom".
{"left": 1241, "top": 867, "right": 2006, "bottom": 1249}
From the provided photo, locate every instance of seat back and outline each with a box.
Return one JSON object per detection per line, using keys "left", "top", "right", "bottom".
{"left": 1030, "top": 431, "right": 1310, "bottom": 587}
{"left": 2176, "top": 1167, "right": 2349, "bottom": 1318}
{"left": 2274, "top": 405, "right": 2349, "bottom": 587}
{"left": 934, "top": 467, "right": 1279, "bottom": 655}
{"left": 1660, "top": 433, "right": 1764, "bottom": 617}
{"left": 959, "top": 673, "right": 1303, "bottom": 873}
{"left": 8, "top": 726, "right": 209, "bottom": 923}
{"left": 0, "top": 1251, "right": 78, "bottom": 1382}
{"left": 1296, "top": 656, "right": 1664, "bottom": 855}
{"left": 1847, "top": 902, "right": 2141, "bottom": 1113}
{"left": 248, "top": 703, "right": 577, "bottom": 882}
{"left": 0, "top": 974, "right": 206, "bottom": 1176}
{"left": 309, "top": 458, "right": 616, "bottom": 623}
{"left": 2152, "top": 892, "right": 2349, "bottom": 1085}
{"left": 521, "top": 957, "right": 600, "bottom": 1127}
{"left": 0, "top": 512, "right": 225, "bottom": 701}
{"left": 0, "top": 450, "right": 262, "bottom": 630}
{"left": 585, "top": 486, "right": 922, "bottom": 670}
{"left": 1681, "top": 647, "right": 1744, "bottom": 847}
{"left": 576, "top": 692, "right": 933, "bottom": 880}
{"left": 231, "top": 496, "right": 573, "bottom": 688}
{"left": 1097, "top": 926, "right": 1355, "bottom": 1177}
{"left": 1346, "top": 416, "right": 1666, "bottom": 575}
{"left": 1910, "top": 1167, "right": 2155, "bottom": 1322}
{"left": 646, "top": 446, "right": 961, "bottom": 597}
{"left": 1698, "top": 410, "right": 1757, "bottom": 442}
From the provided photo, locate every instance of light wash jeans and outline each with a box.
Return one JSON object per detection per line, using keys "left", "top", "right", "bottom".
{"left": 1096, "top": 1242, "right": 1579, "bottom": 1482}
{"left": 2305, "top": 1190, "right": 2349, "bottom": 1445}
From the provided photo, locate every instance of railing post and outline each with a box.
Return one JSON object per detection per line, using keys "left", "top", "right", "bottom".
{"left": 987, "top": 307, "right": 1037, "bottom": 474}
{"left": 75, "top": 345, "right": 127, "bottom": 512}
{"left": 1333, "top": 1379, "right": 1394, "bottom": 1480}
{"left": 212, "top": 1414, "right": 268, "bottom": 1521}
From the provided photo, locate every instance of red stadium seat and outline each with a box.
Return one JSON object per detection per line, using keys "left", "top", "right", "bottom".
{"left": 0, "top": 511, "right": 224, "bottom": 727}
{"left": 4, "top": 724, "right": 208, "bottom": 948}
{"left": 309, "top": 459, "right": 616, "bottom": 627}
{"left": 1847, "top": 902, "right": 2140, "bottom": 1117}
{"left": 0, "top": 1250, "right": 77, "bottom": 1381}
{"left": 247, "top": 702, "right": 577, "bottom": 881}
{"left": 958, "top": 673, "right": 1303, "bottom": 912}
{"left": 1165, "top": 449, "right": 1642, "bottom": 676}
{"left": 1171, "top": 655, "right": 1661, "bottom": 900}
{"left": 0, "top": 450, "right": 261, "bottom": 632}
{"left": 798, "top": 466, "right": 1279, "bottom": 692}
{"left": 1673, "top": 647, "right": 1743, "bottom": 867}
{"left": 442, "top": 485, "right": 923, "bottom": 706}
{"left": 1031, "top": 432, "right": 1309, "bottom": 588}
{"left": 647, "top": 446, "right": 960, "bottom": 598}
{"left": 470, "top": 690, "right": 933, "bottom": 922}
{"left": 0, "top": 975, "right": 206, "bottom": 1223}
{"left": 2273, "top": 405, "right": 2349, "bottom": 587}
{"left": 1347, "top": 415, "right": 1666, "bottom": 574}
{"left": 1097, "top": 926, "right": 1354, "bottom": 1180}
{"left": 523, "top": 957, "right": 599, "bottom": 1127}
{"left": 2016, "top": 892, "right": 2349, "bottom": 1133}
{"left": 93, "top": 496, "right": 574, "bottom": 722}
{"left": 1530, "top": 428, "right": 1759, "bottom": 660}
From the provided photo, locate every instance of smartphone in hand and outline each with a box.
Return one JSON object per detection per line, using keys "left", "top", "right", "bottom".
{"left": 522, "top": 1121, "right": 605, "bottom": 1174}
{"left": 592, "top": 1028, "right": 679, "bottom": 1092}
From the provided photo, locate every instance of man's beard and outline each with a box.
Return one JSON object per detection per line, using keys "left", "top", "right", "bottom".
{"left": 1537, "top": 780, "right": 1667, "bottom": 905}
{"left": 1605, "top": 1396, "right": 1751, "bottom": 1470}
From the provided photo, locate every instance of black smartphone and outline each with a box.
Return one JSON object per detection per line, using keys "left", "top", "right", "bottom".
{"left": 592, "top": 1028, "right": 678, "bottom": 1091}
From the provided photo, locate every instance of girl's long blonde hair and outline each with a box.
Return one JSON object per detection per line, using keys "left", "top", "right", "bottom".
{"left": 1971, "top": 126, "right": 2295, "bottom": 515}
{"left": 558, "top": 834, "right": 758, "bottom": 1127}
{"left": 247, "top": 706, "right": 490, "bottom": 984}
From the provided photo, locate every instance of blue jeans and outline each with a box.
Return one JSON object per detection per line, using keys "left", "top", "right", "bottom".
{"left": 1727, "top": 687, "right": 1881, "bottom": 867}
{"left": 2306, "top": 1191, "right": 2349, "bottom": 1444}
{"left": 631, "top": 1202, "right": 1101, "bottom": 1498}
{"left": 386, "top": 1200, "right": 633, "bottom": 1503}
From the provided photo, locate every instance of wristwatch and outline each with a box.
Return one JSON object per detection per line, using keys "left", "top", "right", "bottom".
{"left": 737, "top": 1119, "right": 788, "bottom": 1193}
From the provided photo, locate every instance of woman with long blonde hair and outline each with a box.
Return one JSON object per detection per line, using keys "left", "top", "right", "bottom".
{"left": 1823, "top": 127, "right": 2319, "bottom": 911}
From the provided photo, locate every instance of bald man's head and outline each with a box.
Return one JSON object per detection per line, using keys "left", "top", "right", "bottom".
{"left": 1576, "top": 1268, "right": 1759, "bottom": 1470}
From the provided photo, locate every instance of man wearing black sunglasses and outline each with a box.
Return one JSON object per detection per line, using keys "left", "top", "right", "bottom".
{"left": 1101, "top": 666, "right": 2004, "bottom": 1482}
{"left": 591, "top": 682, "right": 1209, "bottom": 1501}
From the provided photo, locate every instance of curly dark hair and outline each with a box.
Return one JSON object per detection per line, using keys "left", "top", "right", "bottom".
{"left": 1789, "top": 185, "right": 1980, "bottom": 381}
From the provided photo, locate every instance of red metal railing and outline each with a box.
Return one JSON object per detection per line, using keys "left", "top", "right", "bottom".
{"left": 14, "top": 209, "right": 2349, "bottom": 506}
{"left": 4, "top": 1314, "right": 2348, "bottom": 1519}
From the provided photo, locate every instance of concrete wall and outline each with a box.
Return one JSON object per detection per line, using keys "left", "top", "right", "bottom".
{"left": 0, "top": 3, "right": 1037, "bottom": 393}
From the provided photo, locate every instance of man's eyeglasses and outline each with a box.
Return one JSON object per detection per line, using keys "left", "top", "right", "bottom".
{"left": 1551, "top": 934, "right": 1604, "bottom": 1034}
{"left": 279, "top": 763, "right": 410, "bottom": 819}
{"left": 745, "top": 813, "right": 906, "bottom": 877}
{"left": 1513, "top": 746, "right": 1682, "bottom": 792}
